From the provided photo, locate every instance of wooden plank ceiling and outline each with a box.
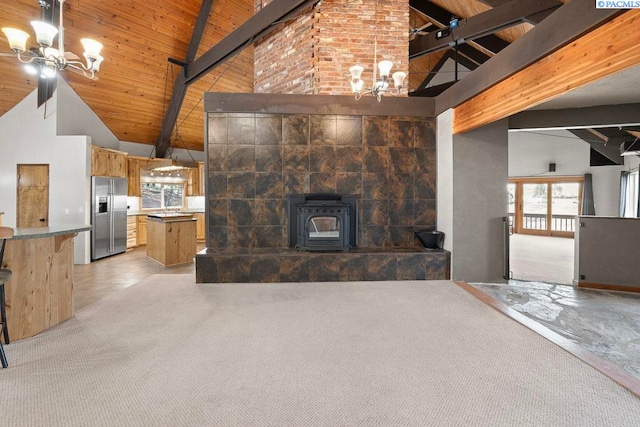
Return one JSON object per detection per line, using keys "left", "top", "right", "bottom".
{"left": 1, "top": 0, "right": 564, "bottom": 153}
{"left": 0, "top": 0, "right": 254, "bottom": 153}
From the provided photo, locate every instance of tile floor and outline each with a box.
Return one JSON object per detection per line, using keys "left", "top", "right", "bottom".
{"left": 471, "top": 280, "right": 640, "bottom": 381}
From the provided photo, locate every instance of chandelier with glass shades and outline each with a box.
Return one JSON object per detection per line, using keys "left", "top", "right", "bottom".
{"left": 1, "top": 0, "right": 104, "bottom": 80}
{"left": 348, "top": 61, "right": 407, "bottom": 102}
{"left": 348, "top": 0, "right": 406, "bottom": 102}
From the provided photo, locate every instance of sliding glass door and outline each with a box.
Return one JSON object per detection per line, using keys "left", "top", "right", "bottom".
{"left": 522, "top": 183, "right": 547, "bottom": 233}
{"left": 510, "top": 177, "right": 583, "bottom": 238}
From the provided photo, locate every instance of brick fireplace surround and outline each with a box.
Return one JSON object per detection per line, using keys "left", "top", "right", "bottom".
{"left": 195, "top": 94, "right": 450, "bottom": 283}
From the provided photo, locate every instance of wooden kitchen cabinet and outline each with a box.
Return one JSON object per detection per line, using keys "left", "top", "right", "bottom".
{"left": 91, "top": 146, "right": 128, "bottom": 178}
{"left": 136, "top": 215, "right": 148, "bottom": 246}
{"left": 91, "top": 146, "right": 109, "bottom": 176}
{"left": 187, "top": 162, "right": 205, "bottom": 196}
{"left": 127, "top": 158, "right": 141, "bottom": 196}
{"left": 198, "top": 161, "right": 205, "bottom": 195}
{"left": 195, "top": 213, "right": 205, "bottom": 241}
{"left": 127, "top": 216, "right": 137, "bottom": 248}
{"left": 187, "top": 168, "right": 199, "bottom": 196}
{"left": 146, "top": 216, "right": 196, "bottom": 267}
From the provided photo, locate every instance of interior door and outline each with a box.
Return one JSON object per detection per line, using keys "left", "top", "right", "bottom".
{"left": 17, "top": 164, "right": 50, "bottom": 228}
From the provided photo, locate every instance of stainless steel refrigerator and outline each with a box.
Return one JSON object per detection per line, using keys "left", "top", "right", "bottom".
{"left": 92, "top": 176, "right": 128, "bottom": 260}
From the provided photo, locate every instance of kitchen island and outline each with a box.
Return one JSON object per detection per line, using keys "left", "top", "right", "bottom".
{"left": 146, "top": 213, "right": 197, "bottom": 266}
{"left": 2, "top": 224, "right": 91, "bottom": 341}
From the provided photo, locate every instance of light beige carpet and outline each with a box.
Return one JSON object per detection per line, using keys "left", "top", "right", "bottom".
{"left": 510, "top": 234, "right": 574, "bottom": 285}
{"left": 2, "top": 275, "right": 639, "bottom": 426}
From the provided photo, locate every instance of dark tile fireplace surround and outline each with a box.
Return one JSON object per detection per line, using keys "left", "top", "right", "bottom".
{"left": 195, "top": 94, "right": 450, "bottom": 283}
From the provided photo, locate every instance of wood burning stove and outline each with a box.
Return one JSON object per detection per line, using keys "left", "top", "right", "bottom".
{"left": 287, "top": 194, "right": 358, "bottom": 251}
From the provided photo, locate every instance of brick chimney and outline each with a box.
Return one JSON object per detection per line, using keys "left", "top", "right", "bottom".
{"left": 254, "top": 0, "right": 409, "bottom": 96}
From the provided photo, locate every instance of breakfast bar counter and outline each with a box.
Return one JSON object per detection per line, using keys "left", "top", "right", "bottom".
{"left": 2, "top": 224, "right": 91, "bottom": 341}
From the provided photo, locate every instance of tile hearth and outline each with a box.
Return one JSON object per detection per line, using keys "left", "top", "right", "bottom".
{"left": 196, "top": 247, "right": 450, "bottom": 283}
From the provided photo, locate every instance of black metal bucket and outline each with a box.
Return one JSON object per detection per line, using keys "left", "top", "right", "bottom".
{"left": 415, "top": 230, "right": 444, "bottom": 249}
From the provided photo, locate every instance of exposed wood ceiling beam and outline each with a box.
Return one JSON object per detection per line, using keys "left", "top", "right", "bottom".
{"left": 410, "top": 0, "right": 508, "bottom": 56}
{"left": 523, "top": 8, "right": 559, "bottom": 25}
{"left": 186, "top": 0, "right": 318, "bottom": 84}
{"left": 477, "top": 0, "right": 510, "bottom": 5}
{"left": 586, "top": 127, "right": 612, "bottom": 142}
{"left": 410, "top": 81, "right": 457, "bottom": 97}
{"left": 156, "top": 0, "right": 319, "bottom": 157}
{"left": 409, "top": 0, "right": 560, "bottom": 59}
{"left": 415, "top": 48, "right": 480, "bottom": 90}
{"left": 509, "top": 104, "right": 640, "bottom": 131}
{"left": 436, "top": 1, "right": 624, "bottom": 114}
{"left": 37, "top": 0, "right": 56, "bottom": 107}
{"left": 452, "top": 10, "right": 640, "bottom": 134}
{"left": 456, "top": 44, "right": 491, "bottom": 66}
{"left": 451, "top": 49, "right": 481, "bottom": 73}
{"left": 477, "top": 0, "right": 561, "bottom": 24}
{"left": 156, "top": 0, "right": 214, "bottom": 158}
{"left": 468, "top": 34, "right": 509, "bottom": 55}
{"left": 568, "top": 129, "right": 624, "bottom": 165}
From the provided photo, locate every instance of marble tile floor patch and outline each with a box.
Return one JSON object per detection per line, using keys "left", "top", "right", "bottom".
{"left": 471, "top": 280, "right": 640, "bottom": 381}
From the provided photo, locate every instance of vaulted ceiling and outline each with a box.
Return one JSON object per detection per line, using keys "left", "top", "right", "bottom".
{"left": 1, "top": 0, "right": 255, "bottom": 153}
{"left": 1, "top": 0, "right": 637, "bottom": 157}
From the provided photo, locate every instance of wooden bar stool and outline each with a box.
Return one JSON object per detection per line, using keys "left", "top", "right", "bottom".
{"left": 0, "top": 226, "right": 14, "bottom": 368}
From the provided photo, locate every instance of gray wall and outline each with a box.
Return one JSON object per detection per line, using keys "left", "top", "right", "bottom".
{"left": 575, "top": 216, "right": 640, "bottom": 289}
{"left": 439, "top": 116, "right": 509, "bottom": 282}
{"left": 509, "top": 130, "right": 624, "bottom": 217}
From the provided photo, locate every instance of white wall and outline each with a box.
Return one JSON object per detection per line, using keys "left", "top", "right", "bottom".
{"left": 509, "top": 130, "right": 625, "bottom": 217}
{"left": 436, "top": 110, "right": 454, "bottom": 253}
{"left": 0, "top": 88, "right": 92, "bottom": 264}
{"left": 625, "top": 153, "right": 640, "bottom": 171}
{"left": 56, "top": 77, "right": 119, "bottom": 149}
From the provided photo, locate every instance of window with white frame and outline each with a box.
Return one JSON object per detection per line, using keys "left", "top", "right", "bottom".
{"left": 141, "top": 177, "right": 185, "bottom": 209}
